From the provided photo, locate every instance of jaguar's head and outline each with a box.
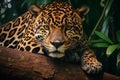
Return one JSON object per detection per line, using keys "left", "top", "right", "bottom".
{"left": 29, "top": 2, "right": 89, "bottom": 58}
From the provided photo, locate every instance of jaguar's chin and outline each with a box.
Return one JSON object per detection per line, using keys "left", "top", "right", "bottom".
{"left": 48, "top": 52, "right": 65, "bottom": 58}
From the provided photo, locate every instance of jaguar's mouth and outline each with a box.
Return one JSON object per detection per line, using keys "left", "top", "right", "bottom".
{"left": 48, "top": 50, "right": 65, "bottom": 58}
{"left": 51, "top": 50, "right": 61, "bottom": 54}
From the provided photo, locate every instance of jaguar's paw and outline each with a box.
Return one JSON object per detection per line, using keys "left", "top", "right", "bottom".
{"left": 81, "top": 61, "right": 102, "bottom": 74}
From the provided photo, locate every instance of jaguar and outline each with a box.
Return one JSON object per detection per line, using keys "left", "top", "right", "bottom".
{"left": 0, "top": 1, "right": 102, "bottom": 74}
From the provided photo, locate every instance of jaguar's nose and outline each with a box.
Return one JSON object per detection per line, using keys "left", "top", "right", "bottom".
{"left": 50, "top": 41, "right": 64, "bottom": 48}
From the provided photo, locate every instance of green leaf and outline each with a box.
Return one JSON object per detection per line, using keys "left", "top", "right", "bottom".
{"left": 116, "top": 31, "right": 120, "bottom": 43}
{"left": 117, "top": 52, "right": 120, "bottom": 67}
{"left": 21, "top": 0, "right": 34, "bottom": 7}
{"left": 95, "top": 31, "right": 113, "bottom": 44}
{"left": 105, "top": 0, "right": 113, "bottom": 18}
{"left": 21, "top": 0, "right": 52, "bottom": 7}
{"left": 117, "top": 51, "right": 120, "bottom": 73}
{"left": 91, "top": 39, "right": 107, "bottom": 43}
{"left": 92, "top": 43, "right": 109, "bottom": 47}
{"left": 37, "top": 0, "right": 52, "bottom": 5}
{"left": 106, "top": 44, "right": 120, "bottom": 57}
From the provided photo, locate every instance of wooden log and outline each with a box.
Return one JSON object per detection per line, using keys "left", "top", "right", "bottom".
{"left": 0, "top": 46, "right": 120, "bottom": 80}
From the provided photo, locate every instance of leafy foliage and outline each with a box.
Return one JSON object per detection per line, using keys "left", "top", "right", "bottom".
{"left": 92, "top": 30, "right": 120, "bottom": 56}
{"left": 22, "top": 0, "right": 53, "bottom": 7}
{"left": 92, "top": 30, "right": 120, "bottom": 75}
{"left": 90, "top": 0, "right": 120, "bottom": 75}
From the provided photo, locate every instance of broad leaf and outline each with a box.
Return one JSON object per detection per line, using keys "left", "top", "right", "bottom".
{"left": 21, "top": 0, "right": 34, "bottom": 7}
{"left": 21, "top": 0, "right": 52, "bottom": 7}
{"left": 117, "top": 52, "right": 120, "bottom": 73}
{"left": 104, "top": 0, "right": 113, "bottom": 17}
{"left": 95, "top": 31, "right": 113, "bottom": 44}
{"left": 117, "top": 52, "right": 120, "bottom": 67}
{"left": 92, "top": 43, "right": 109, "bottom": 47}
{"left": 91, "top": 39, "right": 107, "bottom": 43}
{"left": 106, "top": 44, "right": 120, "bottom": 57}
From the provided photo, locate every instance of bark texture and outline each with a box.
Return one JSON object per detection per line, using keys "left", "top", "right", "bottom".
{"left": 0, "top": 46, "right": 120, "bottom": 80}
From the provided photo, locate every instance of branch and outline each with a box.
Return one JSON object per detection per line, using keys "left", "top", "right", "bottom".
{"left": 0, "top": 46, "right": 120, "bottom": 80}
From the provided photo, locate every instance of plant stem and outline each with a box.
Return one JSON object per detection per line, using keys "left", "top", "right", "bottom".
{"left": 88, "top": 0, "right": 110, "bottom": 41}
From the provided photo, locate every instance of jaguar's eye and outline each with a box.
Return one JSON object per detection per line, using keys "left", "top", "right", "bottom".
{"left": 44, "top": 25, "right": 49, "bottom": 30}
{"left": 66, "top": 26, "right": 72, "bottom": 30}
{"left": 36, "top": 35, "right": 43, "bottom": 41}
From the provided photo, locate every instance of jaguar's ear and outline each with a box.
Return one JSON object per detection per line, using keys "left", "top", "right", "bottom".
{"left": 75, "top": 5, "right": 89, "bottom": 21}
{"left": 29, "top": 5, "right": 42, "bottom": 16}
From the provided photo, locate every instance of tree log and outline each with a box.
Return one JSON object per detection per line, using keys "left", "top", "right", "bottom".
{"left": 0, "top": 46, "right": 120, "bottom": 80}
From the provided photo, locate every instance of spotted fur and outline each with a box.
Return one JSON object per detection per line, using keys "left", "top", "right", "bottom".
{"left": 0, "top": 1, "right": 102, "bottom": 74}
